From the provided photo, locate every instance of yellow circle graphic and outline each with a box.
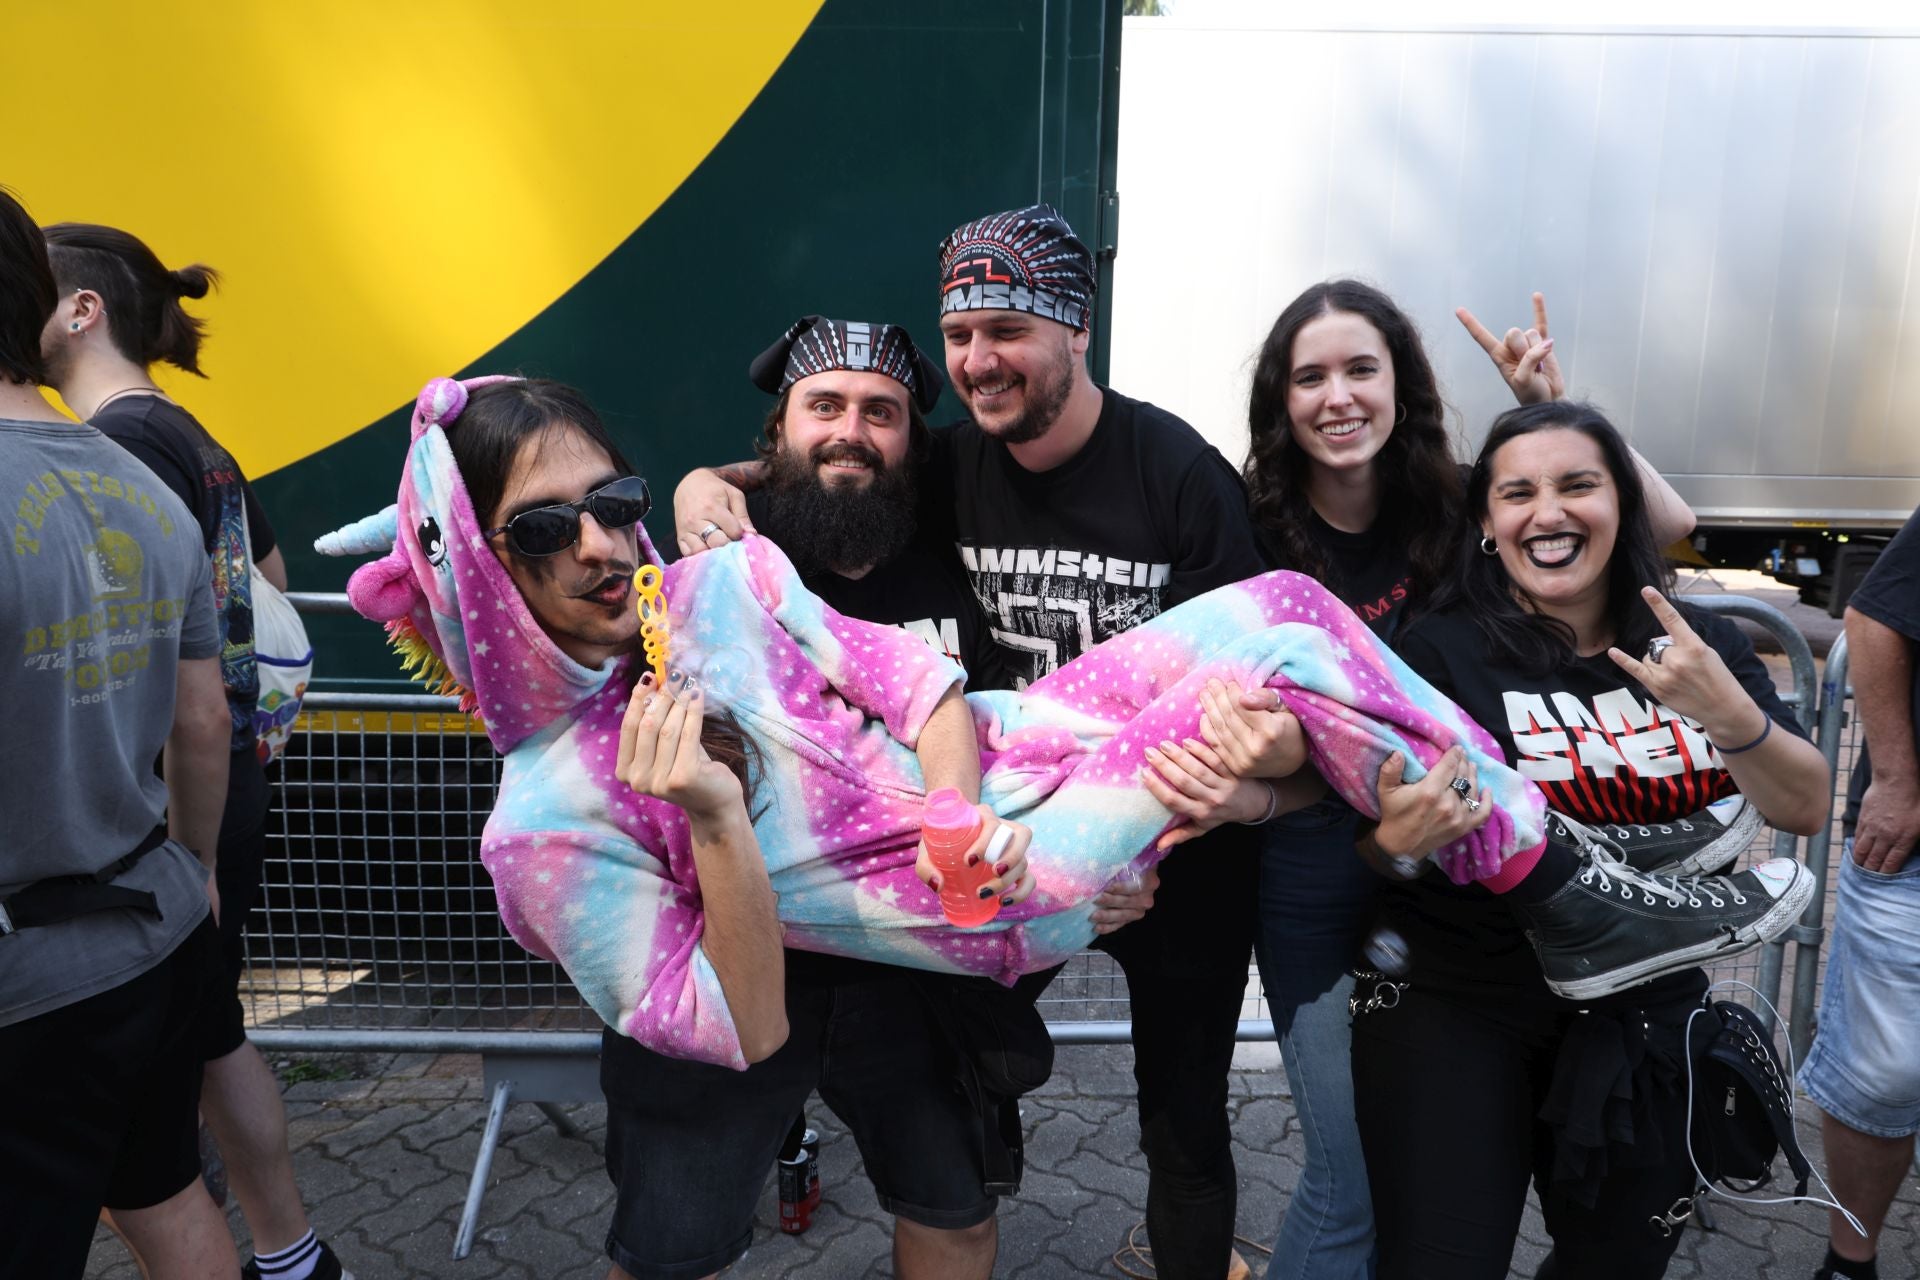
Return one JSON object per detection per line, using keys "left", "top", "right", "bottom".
{"left": 10, "top": 1, "right": 821, "bottom": 476}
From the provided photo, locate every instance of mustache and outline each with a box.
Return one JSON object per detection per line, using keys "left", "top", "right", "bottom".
{"left": 809, "top": 440, "right": 886, "bottom": 471}
{"left": 562, "top": 565, "right": 639, "bottom": 597}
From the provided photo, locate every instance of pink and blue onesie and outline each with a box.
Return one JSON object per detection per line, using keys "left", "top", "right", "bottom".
{"left": 323, "top": 376, "right": 1549, "bottom": 1069}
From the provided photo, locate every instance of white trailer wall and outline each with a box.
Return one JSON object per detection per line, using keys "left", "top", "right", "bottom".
{"left": 1111, "top": 17, "right": 1920, "bottom": 526}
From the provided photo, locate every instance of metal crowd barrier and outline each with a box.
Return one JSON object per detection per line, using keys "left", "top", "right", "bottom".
{"left": 1792, "top": 632, "right": 1855, "bottom": 1063}
{"left": 1688, "top": 595, "right": 1821, "bottom": 1027}
{"left": 242, "top": 592, "right": 1831, "bottom": 1255}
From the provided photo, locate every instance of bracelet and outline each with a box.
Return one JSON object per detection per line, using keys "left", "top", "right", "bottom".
{"left": 1237, "top": 779, "right": 1280, "bottom": 826}
{"left": 1359, "top": 825, "right": 1424, "bottom": 879}
{"left": 1716, "top": 712, "right": 1773, "bottom": 756}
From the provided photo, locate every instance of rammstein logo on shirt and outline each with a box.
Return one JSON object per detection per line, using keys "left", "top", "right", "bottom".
{"left": 956, "top": 543, "right": 1173, "bottom": 684}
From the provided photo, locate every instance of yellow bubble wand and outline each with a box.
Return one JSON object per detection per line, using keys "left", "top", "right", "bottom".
{"left": 633, "top": 565, "right": 670, "bottom": 685}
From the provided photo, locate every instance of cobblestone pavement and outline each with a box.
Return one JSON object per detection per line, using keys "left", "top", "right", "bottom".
{"left": 85, "top": 1043, "right": 1917, "bottom": 1279}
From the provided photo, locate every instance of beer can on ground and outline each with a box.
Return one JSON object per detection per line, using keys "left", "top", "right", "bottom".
{"left": 777, "top": 1153, "right": 813, "bottom": 1234}
{"left": 801, "top": 1127, "right": 821, "bottom": 1211}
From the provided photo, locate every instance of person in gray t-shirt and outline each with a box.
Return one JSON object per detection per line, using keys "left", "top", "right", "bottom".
{"left": 0, "top": 187, "right": 240, "bottom": 1279}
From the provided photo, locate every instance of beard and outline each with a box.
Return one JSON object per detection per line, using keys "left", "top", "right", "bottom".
{"left": 968, "top": 334, "right": 1075, "bottom": 445}
{"left": 762, "top": 440, "right": 920, "bottom": 579}
{"left": 39, "top": 332, "right": 75, "bottom": 389}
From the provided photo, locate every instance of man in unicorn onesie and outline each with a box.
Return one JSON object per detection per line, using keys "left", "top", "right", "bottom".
{"left": 323, "top": 363, "right": 1803, "bottom": 1280}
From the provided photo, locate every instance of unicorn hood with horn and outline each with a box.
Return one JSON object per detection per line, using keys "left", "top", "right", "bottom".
{"left": 318, "top": 374, "right": 628, "bottom": 753}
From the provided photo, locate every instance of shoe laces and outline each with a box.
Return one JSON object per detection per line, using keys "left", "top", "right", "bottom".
{"left": 1563, "top": 817, "right": 1749, "bottom": 910}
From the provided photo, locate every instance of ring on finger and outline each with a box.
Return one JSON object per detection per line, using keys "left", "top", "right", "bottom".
{"left": 1465, "top": 797, "right": 1482, "bottom": 813}
{"left": 697, "top": 521, "right": 723, "bottom": 543}
{"left": 1646, "top": 635, "right": 1674, "bottom": 665}
{"left": 1449, "top": 776, "right": 1473, "bottom": 802}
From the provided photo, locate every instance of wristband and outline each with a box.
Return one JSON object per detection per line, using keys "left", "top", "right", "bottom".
{"left": 1715, "top": 712, "right": 1772, "bottom": 756}
{"left": 1237, "top": 779, "right": 1280, "bottom": 826}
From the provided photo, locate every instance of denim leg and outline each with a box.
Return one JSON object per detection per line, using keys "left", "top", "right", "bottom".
{"left": 1255, "top": 798, "right": 1379, "bottom": 1280}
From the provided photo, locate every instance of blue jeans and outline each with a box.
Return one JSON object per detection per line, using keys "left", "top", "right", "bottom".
{"left": 1799, "top": 842, "right": 1920, "bottom": 1138}
{"left": 1254, "top": 797, "right": 1378, "bottom": 1280}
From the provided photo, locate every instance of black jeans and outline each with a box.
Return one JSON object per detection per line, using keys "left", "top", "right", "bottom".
{"left": 599, "top": 952, "right": 1024, "bottom": 1280}
{"left": 1351, "top": 979, "right": 1703, "bottom": 1280}
{"left": 1094, "top": 824, "right": 1258, "bottom": 1280}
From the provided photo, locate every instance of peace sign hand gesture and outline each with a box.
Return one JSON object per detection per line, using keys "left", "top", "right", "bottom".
{"left": 1456, "top": 291, "right": 1564, "bottom": 406}
{"left": 1606, "top": 587, "right": 1764, "bottom": 746}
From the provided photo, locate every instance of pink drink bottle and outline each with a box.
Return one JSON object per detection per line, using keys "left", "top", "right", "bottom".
{"left": 922, "top": 788, "right": 1001, "bottom": 928}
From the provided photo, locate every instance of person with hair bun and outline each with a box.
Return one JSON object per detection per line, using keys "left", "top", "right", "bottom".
{"left": 39, "top": 223, "right": 349, "bottom": 1280}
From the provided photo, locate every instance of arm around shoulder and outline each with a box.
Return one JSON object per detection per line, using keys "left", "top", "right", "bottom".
{"left": 672, "top": 461, "right": 765, "bottom": 558}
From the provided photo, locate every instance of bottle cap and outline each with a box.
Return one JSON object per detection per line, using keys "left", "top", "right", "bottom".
{"left": 924, "top": 787, "right": 976, "bottom": 830}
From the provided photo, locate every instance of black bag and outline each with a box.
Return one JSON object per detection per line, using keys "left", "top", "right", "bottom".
{"left": 1685, "top": 996, "right": 1811, "bottom": 1198}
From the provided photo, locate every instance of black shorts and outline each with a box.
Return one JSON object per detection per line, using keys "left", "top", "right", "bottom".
{"left": 598, "top": 953, "right": 1015, "bottom": 1280}
{"left": 202, "top": 750, "right": 273, "bottom": 1061}
{"left": 0, "top": 916, "right": 221, "bottom": 1278}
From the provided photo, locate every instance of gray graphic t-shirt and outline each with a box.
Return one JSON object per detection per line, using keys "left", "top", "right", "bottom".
{"left": 1, "top": 418, "right": 219, "bottom": 1026}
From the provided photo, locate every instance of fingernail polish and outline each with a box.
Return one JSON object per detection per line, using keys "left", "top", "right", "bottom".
{"left": 965, "top": 854, "right": 980, "bottom": 868}
{"left": 930, "top": 876, "right": 941, "bottom": 892}
{"left": 977, "top": 885, "right": 996, "bottom": 900}
{"left": 994, "top": 862, "right": 1010, "bottom": 876}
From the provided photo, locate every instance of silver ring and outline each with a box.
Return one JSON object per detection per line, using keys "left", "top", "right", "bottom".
{"left": 1646, "top": 635, "right": 1674, "bottom": 665}
{"left": 1449, "top": 777, "right": 1473, "bottom": 801}
{"left": 697, "top": 522, "right": 723, "bottom": 544}
{"left": 1466, "top": 798, "right": 1482, "bottom": 813}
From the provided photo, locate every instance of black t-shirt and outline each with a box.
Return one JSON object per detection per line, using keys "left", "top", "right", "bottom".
{"left": 926, "top": 387, "right": 1267, "bottom": 687}
{"left": 1252, "top": 463, "right": 1467, "bottom": 645}
{"left": 93, "top": 395, "right": 274, "bottom": 829}
{"left": 745, "top": 490, "right": 1014, "bottom": 692}
{"left": 1259, "top": 511, "right": 1417, "bottom": 645}
{"left": 93, "top": 397, "right": 274, "bottom": 749}
{"left": 1844, "top": 506, "right": 1920, "bottom": 834}
{"left": 1385, "top": 604, "right": 1808, "bottom": 1008}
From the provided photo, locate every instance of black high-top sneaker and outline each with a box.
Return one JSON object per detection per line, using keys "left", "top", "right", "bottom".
{"left": 1544, "top": 796, "right": 1764, "bottom": 879}
{"left": 1516, "top": 824, "right": 1814, "bottom": 1001}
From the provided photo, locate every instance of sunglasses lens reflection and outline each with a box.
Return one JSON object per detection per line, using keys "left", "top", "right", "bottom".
{"left": 506, "top": 477, "right": 651, "bottom": 556}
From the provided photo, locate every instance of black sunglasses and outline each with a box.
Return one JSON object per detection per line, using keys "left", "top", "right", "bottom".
{"left": 485, "top": 475, "right": 652, "bottom": 557}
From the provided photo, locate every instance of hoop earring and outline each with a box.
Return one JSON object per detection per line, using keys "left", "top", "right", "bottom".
{"left": 1395, "top": 403, "right": 1408, "bottom": 426}
{"left": 1480, "top": 536, "right": 1499, "bottom": 557}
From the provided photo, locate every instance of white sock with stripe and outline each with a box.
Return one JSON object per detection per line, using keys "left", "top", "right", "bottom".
{"left": 251, "top": 1231, "right": 321, "bottom": 1280}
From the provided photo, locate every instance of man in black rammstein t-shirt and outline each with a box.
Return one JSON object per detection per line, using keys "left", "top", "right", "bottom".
{"left": 924, "top": 205, "right": 1269, "bottom": 1280}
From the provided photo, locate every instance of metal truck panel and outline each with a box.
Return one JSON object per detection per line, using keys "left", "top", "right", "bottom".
{"left": 1111, "top": 20, "right": 1920, "bottom": 522}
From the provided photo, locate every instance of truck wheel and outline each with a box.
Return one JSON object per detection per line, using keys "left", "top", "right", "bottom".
{"left": 1827, "top": 546, "right": 1883, "bottom": 618}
